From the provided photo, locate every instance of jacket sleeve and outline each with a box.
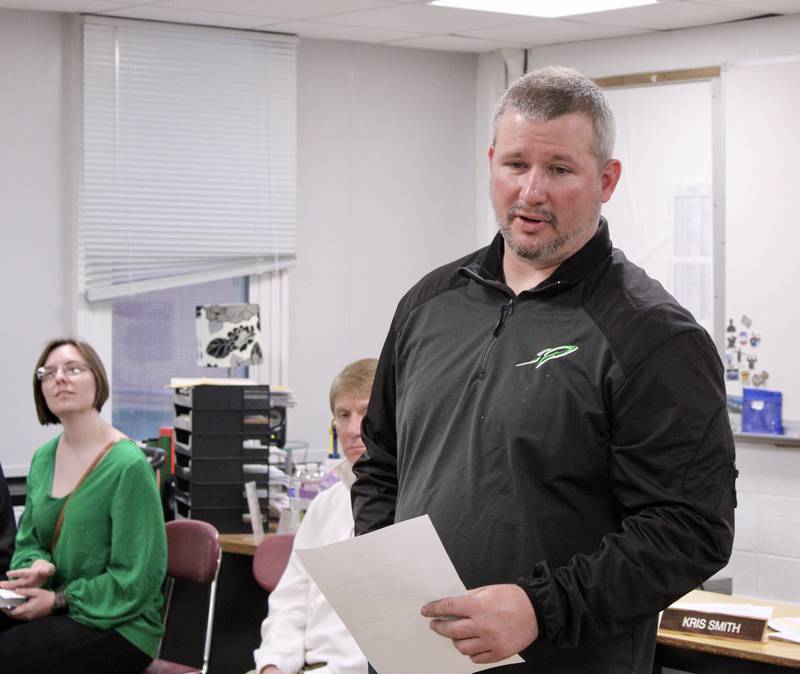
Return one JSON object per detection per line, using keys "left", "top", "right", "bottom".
{"left": 64, "top": 458, "right": 167, "bottom": 628}
{"left": 0, "top": 463, "right": 16, "bottom": 578}
{"left": 519, "top": 329, "right": 736, "bottom": 646}
{"left": 351, "top": 317, "right": 401, "bottom": 536}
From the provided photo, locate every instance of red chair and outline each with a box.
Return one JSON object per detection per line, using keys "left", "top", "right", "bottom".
{"left": 144, "top": 520, "right": 221, "bottom": 674}
{"left": 252, "top": 534, "right": 295, "bottom": 592}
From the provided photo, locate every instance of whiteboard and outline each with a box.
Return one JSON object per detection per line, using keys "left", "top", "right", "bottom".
{"left": 724, "top": 60, "right": 800, "bottom": 419}
{"left": 602, "top": 80, "right": 715, "bottom": 337}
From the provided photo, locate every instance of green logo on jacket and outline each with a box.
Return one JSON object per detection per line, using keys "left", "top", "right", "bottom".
{"left": 515, "top": 345, "right": 579, "bottom": 369}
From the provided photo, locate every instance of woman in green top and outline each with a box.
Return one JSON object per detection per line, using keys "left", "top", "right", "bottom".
{"left": 0, "top": 338, "right": 167, "bottom": 673}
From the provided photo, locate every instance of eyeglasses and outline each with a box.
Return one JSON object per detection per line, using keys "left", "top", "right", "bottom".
{"left": 35, "top": 361, "right": 91, "bottom": 383}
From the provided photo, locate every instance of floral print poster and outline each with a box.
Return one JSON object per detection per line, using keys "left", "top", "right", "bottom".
{"left": 196, "top": 303, "right": 263, "bottom": 367}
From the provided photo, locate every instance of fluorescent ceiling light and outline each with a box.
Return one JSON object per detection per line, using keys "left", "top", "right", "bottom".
{"left": 430, "top": 0, "right": 659, "bottom": 18}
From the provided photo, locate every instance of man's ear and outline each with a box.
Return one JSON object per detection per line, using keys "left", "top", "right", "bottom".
{"left": 600, "top": 159, "right": 622, "bottom": 203}
{"left": 488, "top": 144, "right": 495, "bottom": 161}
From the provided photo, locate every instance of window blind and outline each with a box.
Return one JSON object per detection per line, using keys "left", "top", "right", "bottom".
{"left": 80, "top": 17, "right": 297, "bottom": 301}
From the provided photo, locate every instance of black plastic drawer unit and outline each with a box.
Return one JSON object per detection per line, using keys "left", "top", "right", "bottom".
{"left": 171, "top": 384, "right": 280, "bottom": 533}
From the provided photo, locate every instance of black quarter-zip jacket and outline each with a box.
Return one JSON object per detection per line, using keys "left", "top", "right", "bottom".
{"left": 352, "top": 219, "right": 736, "bottom": 673}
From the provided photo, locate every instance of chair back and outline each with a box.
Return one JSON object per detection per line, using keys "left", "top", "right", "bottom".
{"left": 252, "top": 534, "right": 294, "bottom": 592}
{"left": 166, "top": 519, "right": 220, "bottom": 583}
{"left": 145, "top": 519, "right": 221, "bottom": 674}
{"left": 142, "top": 445, "right": 167, "bottom": 490}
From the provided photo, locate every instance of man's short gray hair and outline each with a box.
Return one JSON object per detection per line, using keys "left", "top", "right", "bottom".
{"left": 492, "top": 66, "right": 615, "bottom": 167}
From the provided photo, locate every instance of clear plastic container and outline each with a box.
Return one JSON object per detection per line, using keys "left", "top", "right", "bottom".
{"left": 287, "top": 466, "right": 302, "bottom": 500}
{"left": 299, "top": 463, "right": 321, "bottom": 500}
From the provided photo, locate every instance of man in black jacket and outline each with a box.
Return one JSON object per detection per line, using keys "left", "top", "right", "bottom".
{"left": 351, "top": 66, "right": 735, "bottom": 673}
{"left": 0, "top": 462, "right": 16, "bottom": 579}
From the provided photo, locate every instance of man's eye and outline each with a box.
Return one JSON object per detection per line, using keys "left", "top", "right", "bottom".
{"left": 552, "top": 166, "right": 571, "bottom": 175}
{"left": 507, "top": 161, "right": 526, "bottom": 170}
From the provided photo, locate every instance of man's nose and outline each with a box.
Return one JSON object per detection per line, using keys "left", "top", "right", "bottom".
{"left": 348, "top": 413, "right": 364, "bottom": 438}
{"left": 521, "top": 170, "right": 546, "bottom": 204}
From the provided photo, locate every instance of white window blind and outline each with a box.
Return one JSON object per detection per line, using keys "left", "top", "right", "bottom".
{"left": 80, "top": 17, "right": 297, "bottom": 301}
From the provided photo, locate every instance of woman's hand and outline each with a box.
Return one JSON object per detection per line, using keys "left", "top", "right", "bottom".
{"left": 0, "top": 559, "right": 56, "bottom": 590}
{"left": 1, "top": 587, "right": 56, "bottom": 621}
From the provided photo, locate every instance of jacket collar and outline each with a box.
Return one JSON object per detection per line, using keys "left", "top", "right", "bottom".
{"left": 464, "top": 217, "right": 612, "bottom": 292}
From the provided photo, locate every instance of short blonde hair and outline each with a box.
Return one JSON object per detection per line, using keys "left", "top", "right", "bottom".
{"left": 329, "top": 358, "right": 378, "bottom": 413}
{"left": 33, "top": 338, "right": 110, "bottom": 425}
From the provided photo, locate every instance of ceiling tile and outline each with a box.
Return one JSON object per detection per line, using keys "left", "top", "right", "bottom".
{"left": 103, "top": 4, "right": 277, "bottom": 28}
{"left": 459, "top": 18, "right": 651, "bottom": 46}
{"left": 693, "top": 0, "right": 800, "bottom": 12}
{"left": 314, "top": 4, "right": 527, "bottom": 33}
{"left": 572, "top": 0, "right": 763, "bottom": 30}
{"left": 383, "top": 33, "right": 519, "bottom": 51}
{"left": 265, "top": 19, "right": 422, "bottom": 42}
{"left": 0, "top": 0, "right": 131, "bottom": 10}
{"left": 157, "top": 0, "right": 393, "bottom": 20}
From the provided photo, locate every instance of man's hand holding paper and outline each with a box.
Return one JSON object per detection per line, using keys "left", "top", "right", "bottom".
{"left": 423, "top": 584, "right": 539, "bottom": 663}
{"left": 295, "top": 515, "right": 524, "bottom": 674}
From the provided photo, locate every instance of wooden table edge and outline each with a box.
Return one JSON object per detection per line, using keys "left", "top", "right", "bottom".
{"left": 657, "top": 631, "right": 800, "bottom": 669}
{"left": 219, "top": 532, "right": 270, "bottom": 556}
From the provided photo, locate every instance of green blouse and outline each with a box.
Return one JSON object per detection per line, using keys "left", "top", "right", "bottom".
{"left": 11, "top": 436, "right": 167, "bottom": 658}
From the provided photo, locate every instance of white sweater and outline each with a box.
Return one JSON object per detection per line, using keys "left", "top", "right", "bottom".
{"left": 253, "top": 481, "right": 367, "bottom": 674}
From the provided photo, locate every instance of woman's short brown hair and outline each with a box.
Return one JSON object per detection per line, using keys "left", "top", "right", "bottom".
{"left": 33, "top": 338, "right": 110, "bottom": 425}
{"left": 329, "top": 358, "right": 378, "bottom": 413}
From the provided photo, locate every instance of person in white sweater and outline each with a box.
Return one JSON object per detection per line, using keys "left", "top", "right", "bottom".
{"left": 252, "top": 358, "right": 377, "bottom": 674}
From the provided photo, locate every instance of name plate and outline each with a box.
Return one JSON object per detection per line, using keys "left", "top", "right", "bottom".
{"left": 660, "top": 607, "right": 768, "bottom": 642}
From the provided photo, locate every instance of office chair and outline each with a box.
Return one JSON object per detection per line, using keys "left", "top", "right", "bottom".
{"left": 144, "top": 520, "right": 221, "bottom": 674}
{"left": 141, "top": 445, "right": 166, "bottom": 488}
{"left": 252, "top": 534, "right": 295, "bottom": 592}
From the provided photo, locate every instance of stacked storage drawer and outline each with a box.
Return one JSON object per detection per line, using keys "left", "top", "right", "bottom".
{"left": 173, "top": 384, "right": 273, "bottom": 533}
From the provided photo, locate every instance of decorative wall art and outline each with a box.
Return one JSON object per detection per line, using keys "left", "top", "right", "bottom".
{"left": 196, "top": 303, "right": 263, "bottom": 368}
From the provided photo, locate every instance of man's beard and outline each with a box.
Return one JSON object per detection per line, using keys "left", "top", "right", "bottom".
{"left": 497, "top": 202, "right": 599, "bottom": 267}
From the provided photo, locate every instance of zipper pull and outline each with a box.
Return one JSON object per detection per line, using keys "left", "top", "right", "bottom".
{"left": 492, "top": 299, "right": 515, "bottom": 337}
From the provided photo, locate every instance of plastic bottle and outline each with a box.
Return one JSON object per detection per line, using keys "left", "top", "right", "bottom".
{"left": 287, "top": 466, "right": 302, "bottom": 501}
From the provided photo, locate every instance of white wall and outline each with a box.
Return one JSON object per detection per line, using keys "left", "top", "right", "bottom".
{"left": 0, "top": 13, "right": 478, "bottom": 472}
{"left": 526, "top": 13, "right": 800, "bottom": 78}
{"left": 290, "top": 40, "right": 478, "bottom": 453}
{"left": 523, "top": 13, "right": 800, "bottom": 604}
{"left": 0, "top": 9, "right": 71, "bottom": 476}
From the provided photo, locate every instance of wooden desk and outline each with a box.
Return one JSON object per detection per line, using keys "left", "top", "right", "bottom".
{"left": 220, "top": 532, "right": 269, "bottom": 556}
{"left": 655, "top": 590, "right": 800, "bottom": 673}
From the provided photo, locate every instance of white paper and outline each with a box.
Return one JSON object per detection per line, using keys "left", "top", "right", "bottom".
{"left": 670, "top": 602, "right": 773, "bottom": 620}
{"left": 296, "top": 515, "right": 524, "bottom": 674}
{"left": 244, "top": 480, "right": 264, "bottom": 536}
{"left": 768, "top": 617, "right": 800, "bottom": 644}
